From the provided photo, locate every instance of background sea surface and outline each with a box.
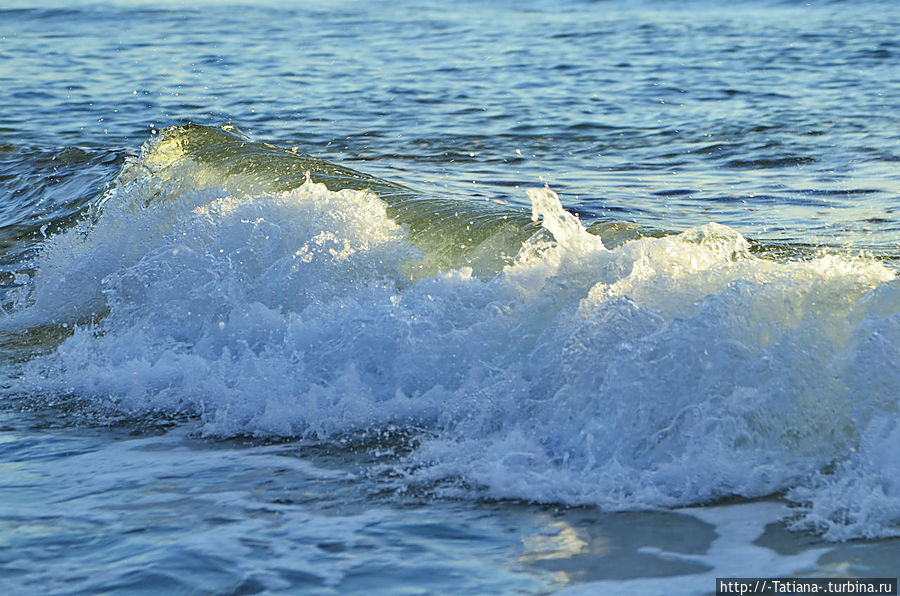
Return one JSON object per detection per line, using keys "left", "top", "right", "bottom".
{"left": 1, "top": 0, "right": 899, "bottom": 594}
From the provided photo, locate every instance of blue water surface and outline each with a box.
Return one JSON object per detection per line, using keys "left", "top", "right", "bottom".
{"left": 1, "top": 1, "right": 899, "bottom": 594}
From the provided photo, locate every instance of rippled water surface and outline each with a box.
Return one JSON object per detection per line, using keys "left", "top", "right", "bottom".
{"left": 1, "top": 1, "right": 899, "bottom": 594}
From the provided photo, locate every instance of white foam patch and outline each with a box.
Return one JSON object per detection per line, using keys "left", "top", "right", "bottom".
{"left": 557, "top": 502, "right": 829, "bottom": 596}
{"left": 789, "top": 415, "right": 900, "bottom": 541}
{"left": 4, "top": 179, "right": 900, "bottom": 541}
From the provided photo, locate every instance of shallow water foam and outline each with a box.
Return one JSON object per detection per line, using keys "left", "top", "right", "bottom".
{"left": 4, "top": 154, "right": 899, "bottom": 541}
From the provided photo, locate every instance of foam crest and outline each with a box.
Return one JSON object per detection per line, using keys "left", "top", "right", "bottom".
{"left": 5, "top": 170, "right": 900, "bottom": 541}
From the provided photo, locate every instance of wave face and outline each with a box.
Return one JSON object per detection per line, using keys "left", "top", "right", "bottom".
{"left": 117, "top": 124, "right": 542, "bottom": 278}
{"left": 4, "top": 126, "right": 900, "bottom": 541}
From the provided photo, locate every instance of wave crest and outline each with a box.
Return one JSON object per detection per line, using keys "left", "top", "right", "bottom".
{"left": 4, "top": 126, "right": 900, "bottom": 541}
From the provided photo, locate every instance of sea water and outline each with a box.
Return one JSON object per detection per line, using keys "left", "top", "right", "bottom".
{"left": 1, "top": 1, "right": 899, "bottom": 594}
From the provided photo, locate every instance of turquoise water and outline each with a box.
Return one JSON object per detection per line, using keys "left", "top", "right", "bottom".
{"left": 1, "top": 1, "right": 899, "bottom": 593}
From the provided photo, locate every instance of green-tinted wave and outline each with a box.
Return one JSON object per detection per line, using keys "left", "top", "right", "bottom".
{"left": 127, "top": 124, "right": 552, "bottom": 277}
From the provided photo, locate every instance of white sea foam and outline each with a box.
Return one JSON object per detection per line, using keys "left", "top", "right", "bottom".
{"left": 5, "top": 177, "right": 900, "bottom": 541}
{"left": 557, "top": 502, "right": 830, "bottom": 596}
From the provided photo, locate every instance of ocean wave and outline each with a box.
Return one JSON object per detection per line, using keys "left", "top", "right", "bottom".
{"left": 3, "top": 125, "right": 899, "bottom": 541}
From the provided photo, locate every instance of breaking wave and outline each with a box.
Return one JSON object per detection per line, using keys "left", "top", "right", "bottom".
{"left": 3, "top": 125, "right": 899, "bottom": 542}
